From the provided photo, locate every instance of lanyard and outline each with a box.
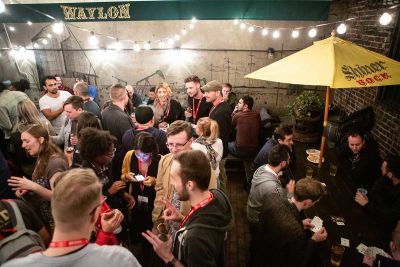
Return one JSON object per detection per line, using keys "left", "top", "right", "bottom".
{"left": 159, "top": 100, "right": 171, "bottom": 122}
{"left": 192, "top": 96, "right": 203, "bottom": 123}
{"left": 179, "top": 192, "right": 214, "bottom": 228}
{"left": 49, "top": 238, "right": 89, "bottom": 248}
{"left": 209, "top": 99, "right": 224, "bottom": 116}
{"left": 138, "top": 158, "right": 151, "bottom": 193}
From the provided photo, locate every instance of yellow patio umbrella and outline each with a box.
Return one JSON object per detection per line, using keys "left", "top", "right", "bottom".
{"left": 246, "top": 32, "right": 400, "bottom": 168}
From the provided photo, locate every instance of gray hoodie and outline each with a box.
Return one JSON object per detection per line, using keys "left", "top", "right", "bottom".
{"left": 247, "top": 164, "right": 287, "bottom": 224}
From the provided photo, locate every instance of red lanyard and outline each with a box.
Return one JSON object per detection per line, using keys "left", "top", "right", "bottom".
{"left": 209, "top": 99, "right": 224, "bottom": 116}
{"left": 138, "top": 158, "right": 151, "bottom": 192}
{"left": 179, "top": 192, "right": 214, "bottom": 228}
{"left": 192, "top": 96, "right": 203, "bottom": 123}
{"left": 49, "top": 238, "right": 89, "bottom": 248}
{"left": 158, "top": 100, "right": 171, "bottom": 122}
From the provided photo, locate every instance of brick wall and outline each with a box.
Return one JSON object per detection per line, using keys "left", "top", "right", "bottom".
{"left": 332, "top": 0, "right": 400, "bottom": 156}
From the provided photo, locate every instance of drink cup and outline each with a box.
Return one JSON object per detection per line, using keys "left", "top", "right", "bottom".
{"left": 306, "top": 167, "right": 313, "bottom": 179}
{"left": 330, "top": 163, "right": 338, "bottom": 176}
{"left": 66, "top": 147, "right": 74, "bottom": 154}
{"left": 357, "top": 188, "right": 368, "bottom": 196}
{"left": 331, "top": 244, "right": 345, "bottom": 266}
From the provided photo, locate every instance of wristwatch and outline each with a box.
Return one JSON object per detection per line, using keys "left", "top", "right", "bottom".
{"left": 166, "top": 257, "right": 178, "bottom": 267}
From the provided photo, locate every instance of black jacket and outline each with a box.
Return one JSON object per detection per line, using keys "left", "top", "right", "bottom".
{"left": 209, "top": 102, "right": 232, "bottom": 158}
{"left": 173, "top": 189, "right": 233, "bottom": 267}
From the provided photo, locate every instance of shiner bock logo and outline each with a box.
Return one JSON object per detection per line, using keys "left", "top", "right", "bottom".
{"left": 341, "top": 61, "right": 392, "bottom": 86}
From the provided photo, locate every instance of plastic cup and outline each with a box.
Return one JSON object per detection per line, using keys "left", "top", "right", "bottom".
{"left": 329, "top": 163, "right": 338, "bottom": 176}
{"left": 66, "top": 147, "right": 74, "bottom": 154}
{"left": 357, "top": 188, "right": 368, "bottom": 196}
{"left": 306, "top": 167, "right": 313, "bottom": 179}
{"left": 331, "top": 244, "right": 345, "bottom": 266}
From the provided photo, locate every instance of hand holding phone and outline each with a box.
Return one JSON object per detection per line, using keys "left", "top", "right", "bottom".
{"left": 135, "top": 174, "right": 145, "bottom": 182}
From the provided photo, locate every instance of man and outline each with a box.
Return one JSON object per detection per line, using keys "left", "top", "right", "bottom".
{"left": 184, "top": 75, "right": 212, "bottom": 124}
{"left": 355, "top": 155, "right": 400, "bottom": 233}
{"left": 0, "top": 81, "right": 29, "bottom": 141}
{"left": 203, "top": 80, "right": 232, "bottom": 192}
{"left": 143, "top": 86, "right": 155, "bottom": 105}
{"left": 122, "top": 105, "right": 169, "bottom": 155}
{"left": 247, "top": 144, "right": 294, "bottom": 225}
{"left": 229, "top": 95, "right": 261, "bottom": 158}
{"left": 73, "top": 81, "right": 101, "bottom": 118}
{"left": 39, "top": 75, "right": 72, "bottom": 134}
{"left": 248, "top": 124, "right": 296, "bottom": 189}
{"left": 363, "top": 221, "right": 400, "bottom": 266}
{"left": 151, "top": 121, "right": 217, "bottom": 231}
{"left": 102, "top": 84, "right": 135, "bottom": 179}
{"left": 222, "top": 83, "right": 237, "bottom": 112}
{"left": 126, "top": 85, "right": 142, "bottom": 109}
{"left": 251, "top": 178, "right": 328, "bottom": 267}
{"left": 3, "top": 168, "right": 140, "bottom": 267}
{"left": 143, "top": 150, "right": 233, "bottom": 267}
{"left": 338, "top": 130, "right": 382, "bottom": 190}
{"left": 55, "top": 75, "right": 74, "bottom": 95}
{"left": 51, "top": 96, "right": 84, "bottom": 149}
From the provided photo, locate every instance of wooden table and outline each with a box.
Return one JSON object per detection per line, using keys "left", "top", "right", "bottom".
{"left": 292, "top": 142, "right": 389, "bottom": 267}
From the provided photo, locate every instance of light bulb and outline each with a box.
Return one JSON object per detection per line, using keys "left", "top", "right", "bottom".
{"left": 18, "top": 47, "right": 26, "bottom": 54}
{"left": 114, "top": 39, "right": 122, "bottom": 50}
{"left": 189, "top": 24, "right": 194, "bottom": 29}
{"left": 144, "top": 42, "right": 151, "bottom": 50}
{"left": 9, "top": 26, "right": 15, "bottom": 32}
{"left": 175, "top": 34, "right": 180, "bottom": 40}
{"left": 0, "top": 1, "right": 5, "bottom": 13}
{"left": 234, "top": 19, "right": 239, "bottom": 25}
{"left": 47, "top": 33, "right": 52, "bottom": 39}
{"left": 379, "top": 12, "right": 392, "bottom": 25}
{"left": 168, "top": 38, "right": 174, "bottom": 45}
{"left": 33, "top": 43, "right": 39, "bottom": 49}
{"left": 133, "top": 42, "right": 141, "bottom": 52}
{"left": 27, "top": 21, "right": 32, "bottom": 26}
{"left": 89, "top": 32, "right": 99, "bottom": 46}
{"left": 337, "top": 23, "right": 347, "bottom": 34}
{"left": 181, "top": 29, "right": 187, "bottom": 35}
{"left": 248, "top": 26, "right": 254, "bottom": 33}
{"left": 159, "top": 41, "right": 165, "bottom": 48}
{"left": 9, "top": 49, "right": 17, "bottom": 57}
{"left": 42, "top": 39, "right": 48, "bottom": 45}
{"left": 191, "top": 17, "right": 197, "bottom": 24}
{"left": 308, "top": 28, "right": 317, "bottom": 38}
{"left": 52, "top": 22, "right": 64, "bottom": 34}
{"left": 291, "top": 30, "right": 299, "bottom": 38}
{"left": 262, "top": 28, "right": 268, "bottom": 36}
{"left": 272, "top": 30, "right": 280, "bottom": 39}
{"left": 240, "top": 23, "right": 246, "bottom": 29}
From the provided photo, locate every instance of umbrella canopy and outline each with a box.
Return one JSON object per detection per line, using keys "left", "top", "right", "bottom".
{"left": 245, "top": 35, "right": 400, "bottom": 88}
{"left": 246, "top": 34, "right": 400, "bottom": 168}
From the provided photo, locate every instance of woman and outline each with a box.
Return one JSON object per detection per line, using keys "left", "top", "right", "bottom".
{"left": 152, "top": 82, "right": 184, "bottom": 127}
{"left": 8, "top": 124, "right": 68, "bottom": 231}
{"left": 10, "top": 100, "right": 54, "bottom": 177}
{"left": 121, "top": 132, "right": 160, "bottom": 241}
{"left": 192, "top": 117, "right": 223, "bottom": 177}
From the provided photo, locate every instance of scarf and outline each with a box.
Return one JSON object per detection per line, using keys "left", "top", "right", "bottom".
{"left": 194, "top": 137, "right": 218, "bottom": 170}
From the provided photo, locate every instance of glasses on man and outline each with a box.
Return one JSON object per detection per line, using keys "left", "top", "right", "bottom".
{"left": 166, "top": 139, "right": 190, "bottom": 149}
{"left": 105, "top": 148, "right": 116, "bottom": 158}
{"left": 89, "top": 196, "right": 108, "bottom": 215}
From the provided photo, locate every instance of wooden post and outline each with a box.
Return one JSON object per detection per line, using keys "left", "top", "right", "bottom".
{"left": 318, "top": 86, "right": 330, "bottom": 168}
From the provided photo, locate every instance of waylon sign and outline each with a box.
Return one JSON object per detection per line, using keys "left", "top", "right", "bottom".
{"left": 60, "top": 3, "right": 131, "bottom": 21}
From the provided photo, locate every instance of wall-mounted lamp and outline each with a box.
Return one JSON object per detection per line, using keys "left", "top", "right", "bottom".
{"left": 267, "top": 48, "right": 275, "bottom": 59}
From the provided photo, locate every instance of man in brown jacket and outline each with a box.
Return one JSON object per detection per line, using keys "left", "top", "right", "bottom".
{"left": 152, "top": 120, "right": 217, "bottom": 233}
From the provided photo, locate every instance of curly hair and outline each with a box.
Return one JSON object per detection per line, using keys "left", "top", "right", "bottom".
{"left": 79, "top": 128, "right": 116, "bottom": 163}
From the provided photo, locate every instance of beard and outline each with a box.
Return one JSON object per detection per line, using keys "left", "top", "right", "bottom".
{"left": 177, "top": 186, "right": 190, "bottom": 201}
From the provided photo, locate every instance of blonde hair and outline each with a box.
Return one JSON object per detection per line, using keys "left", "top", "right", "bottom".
{"left": 196, "top": 117, "right": 219, "bottom": 142}
{"left": 52, "top": 168, "right": 102, "bottom": 230}
{"left": 17, "top": 100, "right": 43, "bottom": 132}
{"left": 155, "top": 82, "right": 172, "bottom": 100}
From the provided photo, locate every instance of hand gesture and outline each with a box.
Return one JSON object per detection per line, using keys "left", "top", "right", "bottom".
{"left": 8, "top": 176, "right": 38, "bottom": 192}
{"left": 70, "top": 134, "right": 78, "bottom": 146}
{"left": 101, "top": 209, "right": 124, "bottom": 233}
{"left": 142, "top": 230, "right": 174, "bottom": 263}
{"left": 311, "top": 227, "right": 328, "bottom": 242}
{"left": 125, "top": 172, "right": 136, "bottom": 182}
{"left": 108, "top": 181, "right": 126, "bottom": 195}
{"left": 286, "top": 179, "right": 295, "bottom": 194}
{"left": 143, "top": 176, "right": 156, "bottom": 187}
{"left": 362, "top": 255, "right": 374, "bottom": 267}
{"left": 355, "top": 192, "right": 369, "bottom": 206}
{"left": 184, "top": 110, "right": 192, "bottom": 118}
{"left": 162, "top": 199, "right": 183, "bottom": 222}
{"left": 302, "top": 218, "right": 314, "bottom": 229}
{"left": 15, "top": 189, "right": 28, "bottom": 198}
{"left": 123, "top": 193, "right": 136, "bottom": 209}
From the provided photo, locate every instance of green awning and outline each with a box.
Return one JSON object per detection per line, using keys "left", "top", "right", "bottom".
{"left": 0, "top": 1, "right": 332, "bottom": 23}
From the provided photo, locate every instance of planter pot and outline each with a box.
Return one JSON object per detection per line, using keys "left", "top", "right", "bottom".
{"left": 292, "top": 115, "right": 323, "bottom": 143}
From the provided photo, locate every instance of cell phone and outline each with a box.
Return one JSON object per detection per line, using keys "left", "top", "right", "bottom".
{"left": 135, "top": 174, "right": 145, "bottom": 182}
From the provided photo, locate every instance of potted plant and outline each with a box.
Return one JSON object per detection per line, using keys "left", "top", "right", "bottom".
{"left": 288, "top": 91, "right": 323, "bottom": 143}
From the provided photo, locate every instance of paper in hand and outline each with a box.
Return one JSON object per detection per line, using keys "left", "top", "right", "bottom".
{"left": 310, "top": 216, "right": 323, "bottom": 233}
{"left": 365, "top": 247, "right": 390, "bottom": 259}
{"left": 341, "top": 238, "right": 350, "bottom": 247}
{"left": 357, "top": 243, "right": 368, "bottom": 255}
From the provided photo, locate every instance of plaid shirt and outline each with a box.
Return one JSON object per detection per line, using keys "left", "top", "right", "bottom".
{"left": 0, "top": 90, "right": 29, "bottom": 138}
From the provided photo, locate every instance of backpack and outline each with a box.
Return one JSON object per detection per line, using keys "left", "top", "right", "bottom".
{"left": 0, "top": 200, "right": 45, "bottom": 263}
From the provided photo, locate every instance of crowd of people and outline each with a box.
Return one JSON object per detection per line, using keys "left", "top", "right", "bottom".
{"left": 0, "top": 74, "right": 399, "bottom": 267}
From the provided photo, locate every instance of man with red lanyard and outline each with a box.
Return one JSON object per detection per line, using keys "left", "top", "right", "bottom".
{"left": 3, "top": 168, "right": 140, "bottom": 267}
{"left": 184, "top": 75, "right": 212, "bottom": 124}
{"left": 203, "top": 80, "right": 232, "bottom": 193}
{"left": 143, "top": 150, "right": 233, "bottom": 267}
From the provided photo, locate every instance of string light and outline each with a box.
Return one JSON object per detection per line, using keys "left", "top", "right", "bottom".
{"left": 291, "top": 30, "right": 299, "bottom": 38}
{"left": 42, "top": 39, "right": 48, "bottom": 45}
{"left": 133, "top": 42, "right": 141, "bottom": 51}
{"left": 159, "top": 41, "right": 165, "bottom": 48}
{"left": 27, "top": 21, "right": 32, "bottom": 26}
{"left": 337, "top": 23, "right": 347, "bottom": 34}
{"left": 174, "top": 34, "right": 180, "bottom": 40}
{"left": 189, "top": 24, "right": 194, "bottom": 29}
{"left": 89, "top": 31, "right": 99, "bottom": 46}
{"left": 308, "top": 28, "right": 317, "bottom": 38}
{"left": 144, "top": 41, "right": 151, "bottom": 50}
{"left": 248, "top": 26, "right": 254, "bottom": 33}
{"left": 9, "top": 26, "right": 15, "bottom": 32}
{"left": 262, "top": 28, "right": 268, "bottom": 36}
{"left": 191, "top": 17, "right": 197, "bottom": 24}
{"left": 47, "top": 33, "right": 52, "bottom": 39}
{"left": 379, "top": 12, "right": 392, "bottom": 25}
{"left": 233, "top": 19, "right": 239, "bottom": 25}
{"left": 0, "top": 1, "right": 5, "bottom": 13}
{"left": 181, "top": 28, "right": 187, "bottom": 35}
{"left": 52, "top": 22, "right": 64, "bottom": 34}
{"left": 113, "top": 39, "right": 122, "bottom": 50}
{"left": 272, "top": 30, "right": 280, "bottom": 39}
{"left": 240, "top": 23, "right": 246, "bottom": 30}
{"left": 33, "top": 43, "right": 39, "bottom": 49}
{"left": 168, "top": 38, "right": 174, "bottom": 45}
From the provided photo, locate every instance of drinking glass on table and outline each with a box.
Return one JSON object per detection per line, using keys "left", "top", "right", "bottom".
{"left": 329, "top": 163, "right": 338, "bottom": 176}
{"left": 306, "top": 167, "right": 313, "bottom": 179}
{"left": 331, "top": 244, "right": 345, "bottom": 266}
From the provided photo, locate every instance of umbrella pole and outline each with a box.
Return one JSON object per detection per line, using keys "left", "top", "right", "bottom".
{"left": 318, "top": 86, "right": 330, "bottom": 169}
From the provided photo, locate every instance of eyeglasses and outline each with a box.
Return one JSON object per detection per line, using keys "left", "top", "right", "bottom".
{"left": 105, "top": 148, "right": 116, "bottom": 158}
{"left": 89, "top": 196, "right": 107, "bottom": 215}
{"left": 166, "top": 139, "right": 190, "bottom": 149}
